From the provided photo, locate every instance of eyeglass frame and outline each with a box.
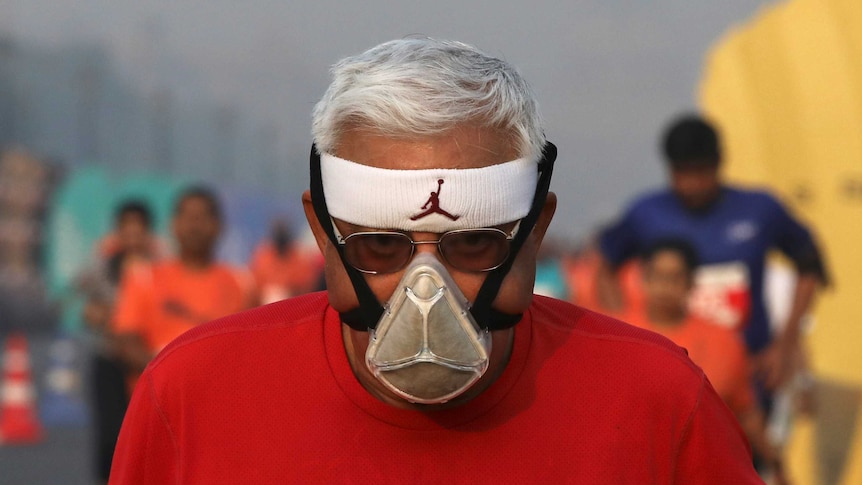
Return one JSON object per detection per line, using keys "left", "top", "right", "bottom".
{"left": 331, "top": 219, "right": 522, "bottom": 275}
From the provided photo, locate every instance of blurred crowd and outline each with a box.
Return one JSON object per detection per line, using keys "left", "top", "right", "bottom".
{"left": 0, "top": 114, "right": 828, "bottom": 485}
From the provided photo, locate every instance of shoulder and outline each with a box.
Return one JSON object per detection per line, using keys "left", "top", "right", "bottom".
{"left": 148, "top": 291, "right": 331, "bottom": 370}
{"left": 615, "top": 189, "right": 680, "bottom": 225}
{"left": 528, "top": 297, "right": 712, "bottom": 426}
{"left": 724, "top": 185, "right": 784, "bottom": 211}
{"left": 150, "top": 259, "right": 182, "bottom": 279}
{"left": 213, "top": 262, "right": 254, "bottom": 287}
{"left": 627, "top": 188, "right": 674, "bottom": 213}
{"left": 121, "top": 260, "right": 161, "bottom": 288}
{"left": 529, "top": 296, "right": 700, "bottom": 372}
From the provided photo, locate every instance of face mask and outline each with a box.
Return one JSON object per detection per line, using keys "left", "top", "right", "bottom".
{"left": 365, "top": 253, "right": 491, "bottom": 404}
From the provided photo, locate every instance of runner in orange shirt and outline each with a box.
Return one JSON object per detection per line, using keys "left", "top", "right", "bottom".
{"left": 113, "top": 186, "right": 254, "bottom": 373}
{"left": 249, "top": 218, "right": 323, "bottom": 305}
{"left": 626, "top": 239, "right": 788, "bottom": 484}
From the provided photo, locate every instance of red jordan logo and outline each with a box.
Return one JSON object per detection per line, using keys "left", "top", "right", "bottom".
{"left": 410, "top": 179, "right": 460, "bottom": 221}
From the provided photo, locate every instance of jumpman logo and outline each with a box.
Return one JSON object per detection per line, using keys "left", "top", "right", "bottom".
{"left": 410, "top": 179, "right": 460, "bottom": 221}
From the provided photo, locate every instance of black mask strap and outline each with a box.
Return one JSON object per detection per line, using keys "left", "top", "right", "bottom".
{"left": 309, "top": 141, "right": 556, "bottom": 332}
{"left": 309, "top": 144, "right": 385, "bottom": 329}
{"left": 470, "top": 141, "right": 556, "bottom": 330}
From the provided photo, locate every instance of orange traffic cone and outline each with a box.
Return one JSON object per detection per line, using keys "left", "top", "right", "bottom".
{"left": 0, "top": 333, "right": 44, "bottom": 444}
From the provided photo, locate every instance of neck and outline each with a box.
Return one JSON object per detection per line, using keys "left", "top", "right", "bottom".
{"left": 179, "top": 252, "right": 213, "bottom": 270}
{"left": 647, "top": 305, "right": 687, "bottom": 328}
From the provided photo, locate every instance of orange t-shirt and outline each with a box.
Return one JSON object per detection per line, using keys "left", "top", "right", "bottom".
{"left": 113, "top": 259, "right": 252, "bottom": 353}
{"left": 624, "top": 313, "right": 755, "bottom": 416}
{"left": 249, "top": 242, "right": 322, "bottom": 304}
{"left": 566, "top": 249, "right": 644, "bottom": 318}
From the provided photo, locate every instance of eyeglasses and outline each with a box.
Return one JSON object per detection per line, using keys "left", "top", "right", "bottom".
{"left": 333, "top": 220, "right": 520, "bottom": 274}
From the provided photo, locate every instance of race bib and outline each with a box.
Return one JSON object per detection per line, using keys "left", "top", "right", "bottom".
{"left": 689, "top": 262, "right": 751, "bottom": 330}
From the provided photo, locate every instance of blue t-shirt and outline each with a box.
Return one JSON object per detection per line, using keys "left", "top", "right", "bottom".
{"left": 600, "top": 186, "right": 820, "bottom": 353}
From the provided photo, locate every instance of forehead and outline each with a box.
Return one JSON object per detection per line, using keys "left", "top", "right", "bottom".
{"left": 647, "top": 250, "right": 688, "bottom": 271}
{"left": 176, "top": 196, "right": 217, "bottom": 217}
{"left": 334, "top": 125, "right": 519, "bottom": 170}
{"left": 671, "top": 164, "right": 718, "bottom": 177}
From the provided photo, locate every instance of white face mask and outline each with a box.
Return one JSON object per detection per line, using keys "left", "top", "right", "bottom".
{"left": 365, "top": 253, "right": 491, "bottom": 404}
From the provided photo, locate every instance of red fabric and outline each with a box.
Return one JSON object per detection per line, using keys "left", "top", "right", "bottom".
{"left": 110, "top": 294, "right": 761, "bottom": 484}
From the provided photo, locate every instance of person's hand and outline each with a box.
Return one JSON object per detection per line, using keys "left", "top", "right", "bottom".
{"left": 770, "top": 459, "right": 791, "bottom": 485}
{"left": 756, "top": 337, "right": 797, "bottom": 391}
{"left": 82, "top": 300, "right": 111, "bottom": 331}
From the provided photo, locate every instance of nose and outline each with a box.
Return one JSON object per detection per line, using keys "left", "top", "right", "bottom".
{"left": 409, "top": 233, "right": 446, "bottom": 265}
{"left": 411, "top": 233, "right": 442, "bottom": 255}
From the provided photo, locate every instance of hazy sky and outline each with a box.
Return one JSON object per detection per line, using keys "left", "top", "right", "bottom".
{"left": 0, "top": 0, "right": 775, "bottom": 240}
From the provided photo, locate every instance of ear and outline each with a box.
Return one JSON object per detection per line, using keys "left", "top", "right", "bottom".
{"left": 302, "top": 190, "right": 330, "bottom": 253}
{"left": 531, "top": 191, "right": 557, "bottom": 248}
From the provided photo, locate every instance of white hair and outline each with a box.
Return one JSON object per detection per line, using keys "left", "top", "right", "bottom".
{"left": 311, "top": 38, "right": 546, "bottom": 162}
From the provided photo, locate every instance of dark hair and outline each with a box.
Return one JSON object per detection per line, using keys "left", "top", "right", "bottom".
{"left": 661, "top": 114, "right": 721, "bottom": 168}
{"left": 641, "top": 238, "right": 700, "bottom": 276}
{"left": 115, "top": 200, "right": 153, "bottom": 229}
{"left": 173, "top": 185, "right": 222, "bottom": 220}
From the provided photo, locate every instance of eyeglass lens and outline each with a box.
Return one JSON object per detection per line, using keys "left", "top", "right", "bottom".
{"left": 343, "top": 230, "right": 510, "bottom": 274}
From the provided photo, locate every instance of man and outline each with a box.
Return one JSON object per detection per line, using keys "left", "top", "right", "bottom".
{"left": 112, "top": 186, "right": 253, "bottom": 374}
{"left": 110, "top": 39, "right": 760, "bottom": 483}
{"left": 76, "top": 200, "right": 158, "bottom": 484}
{"left": 626, "top": 239, "right": 788, "bottom": 483}
{"left": 597, "top": 115, "right": 828, "bottom": 394}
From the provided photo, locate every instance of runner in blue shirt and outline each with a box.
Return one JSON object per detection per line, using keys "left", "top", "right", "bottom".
{"left": 597, "top": 115, "right": 828, "bottom": 395}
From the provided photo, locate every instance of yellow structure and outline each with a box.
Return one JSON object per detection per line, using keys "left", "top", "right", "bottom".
{"left": 700, "top": 0, "right": 862, "bottom": 483}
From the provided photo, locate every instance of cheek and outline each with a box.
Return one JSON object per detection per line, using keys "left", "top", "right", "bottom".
{"left": 323, "top": 244, "right": 361, "bottom": 312}
{"left": 490, "top": 241, "right": 538, "bottom": 314}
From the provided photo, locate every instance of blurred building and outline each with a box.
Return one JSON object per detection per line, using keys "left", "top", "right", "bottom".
{"left": 0, "top": 33, "right": 286, "bottom": 193}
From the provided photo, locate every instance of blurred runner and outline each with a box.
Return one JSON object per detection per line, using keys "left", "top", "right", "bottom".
{"left": 597, "top": 115, "right": 828, "bottom": 398}
{"left": 567, "top": 239, "right": 643, "bottom": 318}
{"left": 626, "top": 239, "right": 789, "bottom": 484}
{"left": 249, "top": 218, "right": 323, "bottom": 305}
{"left": 75, "top": 200, "right": 158, "bottom": 484}
{"left": 112, "top": 186, "right": 254, "bottom": 376}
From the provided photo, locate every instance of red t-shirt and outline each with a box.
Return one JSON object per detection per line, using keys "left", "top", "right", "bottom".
{"left": 110, "top": 294, "right": 760, "bottom": 484}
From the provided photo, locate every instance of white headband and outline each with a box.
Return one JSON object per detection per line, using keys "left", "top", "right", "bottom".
{"left": 321, "top": 153, "right": 537, "bottom": 232}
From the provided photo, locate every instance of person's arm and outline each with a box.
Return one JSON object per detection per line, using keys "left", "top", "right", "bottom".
{"left": 113, "top": 332, "right": 155, "bottom": 373}
{"left": 762, "top": 196, "right": 828, "bottom": 388}
{"left": 111, "top": 266, "right": 157, "bottom": 372}
{"left": 108, "top": 371, "right": 178, "bottom": 483}
{"left": 760, "top": 274, "right": 818, "bottom": 389}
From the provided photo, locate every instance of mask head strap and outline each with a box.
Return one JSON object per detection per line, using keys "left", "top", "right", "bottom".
{"left": 310, "top": 144, "right": 384, "bottom": 329}
{"left": 309, "top": 141, "right": 557, "bottom": 331}
{"left": 470, "top": 141, "right": 556, "bottom": 330}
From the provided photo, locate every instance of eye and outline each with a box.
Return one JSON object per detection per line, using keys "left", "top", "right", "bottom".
{"left": 343, "top": 233, "right": 413, "bottom": 273}
{"left": 362, "top": 234, "right": 406, "bottom": 256}
{"left": 446, "top": 232, "right": 497, "bottom": 253}
{"left": 440, "top": 230, "right": 510, "bottom": 272}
